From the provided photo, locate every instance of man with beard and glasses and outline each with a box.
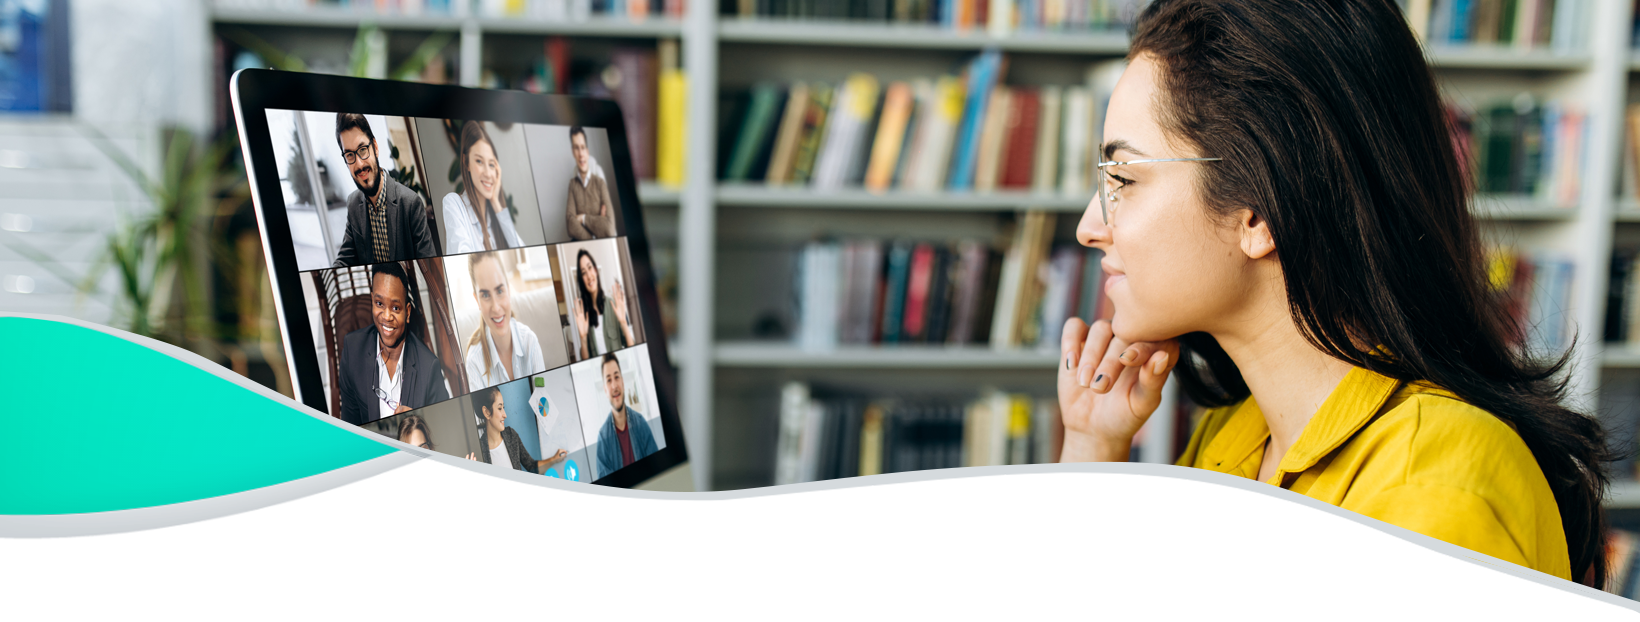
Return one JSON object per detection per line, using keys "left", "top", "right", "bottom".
{"left": 337, "top": 262, "right": 450, "bottom": 425}
{"left": 331, "top": 113, "right": 437, "bottom": 267}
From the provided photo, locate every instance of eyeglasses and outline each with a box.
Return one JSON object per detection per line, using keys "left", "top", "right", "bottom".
{"left": 342, "top": 142, "right": 374, "bottom": 165}
{"left": 373, "top": 387, "right": 401, "bottom": 412}
{"left": 1095, "top": 157, "right": 1222, "bottom": 226}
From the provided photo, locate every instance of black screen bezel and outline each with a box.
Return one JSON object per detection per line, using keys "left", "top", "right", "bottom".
{"left": 230, "top": 68, "right": 686, "bottom": 489}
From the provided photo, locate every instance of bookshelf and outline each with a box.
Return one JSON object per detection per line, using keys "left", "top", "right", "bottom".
{"left": 715, "top": 183, "right": 1092, "bottom": 211}
{"left": 716, "top": 19, "right": 1130, "bottom": 53}
{"left": 209, "top": 1, "right": 1640, "bottom": 501}
{"left": 714, "top": 341, "right": 1060, "bottom": 368}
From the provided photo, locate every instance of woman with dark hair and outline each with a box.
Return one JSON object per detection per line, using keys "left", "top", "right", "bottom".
{"left": 1059, "top": 0, "right": 1612, "bottom": 586}
{"left": 472, "top": 386, "right": 567, "bottom": 473}
{"left": 443, "top": 121, "right": 524, "bottom": 254}
{"left": 397, "top": 414, "right": 435, "bottom": 451}
{"left": 394, "top": 411, "right": 482, "bottom": 462}
{"left": 572, "top": 247, "right": 636, "bottom": 360}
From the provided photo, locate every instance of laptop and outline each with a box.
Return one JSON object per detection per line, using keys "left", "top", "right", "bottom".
{"left": 230, "top": 69, "right": 684, "bottom": 488}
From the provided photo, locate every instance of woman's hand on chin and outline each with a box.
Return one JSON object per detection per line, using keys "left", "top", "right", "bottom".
{"left": 1057, "top": 318, "right": 1180, "bottom": 462}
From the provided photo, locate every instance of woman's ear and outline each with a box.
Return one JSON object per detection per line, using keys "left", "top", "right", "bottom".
{"left": 1238, "top": 209, "right": 1276, "bottom": 260}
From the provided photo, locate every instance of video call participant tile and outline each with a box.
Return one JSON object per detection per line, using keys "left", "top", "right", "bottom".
{"left": 416, "top": 118, "right": 549, "bottom": 255}
{"left": 522, "top": 124, "right": 626, "bottom": 243}
{"left": 569, "top": 345, "right": 665, "bottom": 481}
{"left": 469, "top": 376, "right": 573, "bottom": 476}
{"left": 299, "top": 258, "right": 465, "bottom": 424}
{"left": 266, "top": 109, "right": 439, "bottom": 271}
{"left": 444, "top": 249, "right": 571, "bottom": 393}
{"left": 553, "top": 238, "right": 646, "bottom": 365}
{"left": 364, "top": 403, "right": 482, "bottom": 462}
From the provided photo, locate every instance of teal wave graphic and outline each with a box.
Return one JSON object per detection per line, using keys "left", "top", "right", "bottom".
{"left": 0, "top": 317, "right": 393, "bottom": 515}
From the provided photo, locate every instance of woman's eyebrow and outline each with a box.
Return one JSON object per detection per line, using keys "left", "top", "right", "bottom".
{"left": 1102, "top": 139, "right": 1149, "bottom": 161}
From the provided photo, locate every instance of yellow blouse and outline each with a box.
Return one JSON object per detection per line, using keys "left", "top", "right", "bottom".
{"left": 1175, "top": 366, "right": 1572, "bottom": 580}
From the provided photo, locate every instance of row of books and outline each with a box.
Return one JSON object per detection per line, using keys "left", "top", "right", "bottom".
{"left": 214, "top": 0, "right": 689, "bottom": 20}
{"left": 726, "top": 0, "right": 1144, "bottom": 33}
{"left": 774, "top": 382, "right": 1068, "bottom": 485}
{"left": 480, "top": 39, "right": 686, "bottom": 184}
{"left": 1447, "top": 97, "right": 1586, "bottom": 205}
{"left": 1614, "top": 104, "right": 1640, "bottom": 205}
{"left": 1404, "top": 0, "right": 1587, "bottom": 52}
{"left": 718, "top": 51, "right": 1126, "bottom": 196}
{"left": 1602, "top": 248, "right": 1640, "bottom": 347}
{"left": 1487, "top": 247, "right": 1574, "bottom": 356}
{"left": 793, "top": 211, "right": 1109, "bottom": 352}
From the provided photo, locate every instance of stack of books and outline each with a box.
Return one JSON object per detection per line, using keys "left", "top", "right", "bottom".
{"left": 718, "top": 51, "right": 1128, "bottom": 198}
{"left": 1446, "top": 97, "right": 1585, "bottom": 206}
{"left": 727, "top": 0, "right": 1145, "bottom": 34}
{"left": 792, "top": 211, "right": 1110, "bottom": 352}
{"left": 1404, "top": 0, "right": 1587, "bottom": 52}
{"left": 774, "top": 381, "right": 1067, "bottom": 485}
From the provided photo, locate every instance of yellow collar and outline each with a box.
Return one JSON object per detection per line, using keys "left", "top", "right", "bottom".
{"left": 1200, "top": 367, "right": 1404, "bottom": 482}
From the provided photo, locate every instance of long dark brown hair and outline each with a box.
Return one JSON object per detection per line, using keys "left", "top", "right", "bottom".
{"left": 397, "top": 414, "right": 434, "bottom": 451}
{"left": 1130, "top": 0, "right": 1612, "bottom": 586}
{"left": 576, "top": 248, "right": 605, "bottom": 333}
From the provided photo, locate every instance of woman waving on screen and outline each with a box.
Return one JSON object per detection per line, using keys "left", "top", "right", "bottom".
{"left": 1059, "top": 0, "right": 1613, "bottom": 587}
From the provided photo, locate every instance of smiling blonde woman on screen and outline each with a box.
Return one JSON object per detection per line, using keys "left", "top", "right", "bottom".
{"left": 1058, "top": 0, "right": 1612, "bottom": 586}
{"left": 464, "top": 251, "right": 544, "bottom": 391}
{"left": 444, "top": 121, "right": 524, "bottom": 254}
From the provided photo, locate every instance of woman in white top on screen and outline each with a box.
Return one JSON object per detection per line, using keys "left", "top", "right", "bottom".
{"left": 464, "top": 251, "right": 545, "bottom": 391}
{"left": 443, "top": 121, "right": 524, "bottom": 254}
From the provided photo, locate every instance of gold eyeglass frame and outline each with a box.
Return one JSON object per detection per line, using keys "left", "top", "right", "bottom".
{"left": 1095, "top": 157, "right": 1223, "bottom": 225}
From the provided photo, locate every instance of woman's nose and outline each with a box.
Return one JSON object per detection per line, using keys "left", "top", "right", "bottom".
{"left": 1076, "top": 197, "right": 1112, "bottom": 248}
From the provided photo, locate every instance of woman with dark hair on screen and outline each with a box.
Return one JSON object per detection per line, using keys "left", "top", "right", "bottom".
{"left": 463, "top": 251, "right": 545, "bottom": 390}
{"left": 472, "top": 386, "right": 567, "bottom": 473}
{"left": 572, "top": 247, "right": 636, "bottom": 360}
{"left": 443, "top": 121, "right": 524, "bottom": 254}
{"left": 399, "top": 412, "right": 485, "bottom": 461}
{"left": 1059, "top": 0, "right": 1612, "bottom": 586}
{"left": 397, "top": 414, "right": 435, "bottom": 451}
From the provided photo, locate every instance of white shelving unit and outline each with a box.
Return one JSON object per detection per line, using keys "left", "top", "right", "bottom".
{"left": 209, "top": 2, "right": 1640, "bottom": 500}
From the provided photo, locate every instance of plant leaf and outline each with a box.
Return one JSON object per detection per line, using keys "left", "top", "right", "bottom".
{"left": 220, "top": 27, "right": 308, "bottom": 72}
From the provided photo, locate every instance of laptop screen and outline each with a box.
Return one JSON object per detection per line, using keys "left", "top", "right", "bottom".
{"left": 259, "top": 108, "right": 666, "bottom": 485}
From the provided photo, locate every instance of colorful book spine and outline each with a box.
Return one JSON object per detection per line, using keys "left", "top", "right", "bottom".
{"left": 947, "top": 50, "right": 1004, "bottom": 191}
{"left": 865, "top": 81, "right": 916, "bottom": 192}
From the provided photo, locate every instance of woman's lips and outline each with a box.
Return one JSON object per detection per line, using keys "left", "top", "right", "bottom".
{"left": 489, "top": 315, "right": 506, "bottom": 326}
{"left": 1105, "top": 274, "right": 1127, "bottom": 295}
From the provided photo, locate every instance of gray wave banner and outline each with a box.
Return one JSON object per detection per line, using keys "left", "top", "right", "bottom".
{"left": 3, "top": 459, "right": 1640, "bottom": 613}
